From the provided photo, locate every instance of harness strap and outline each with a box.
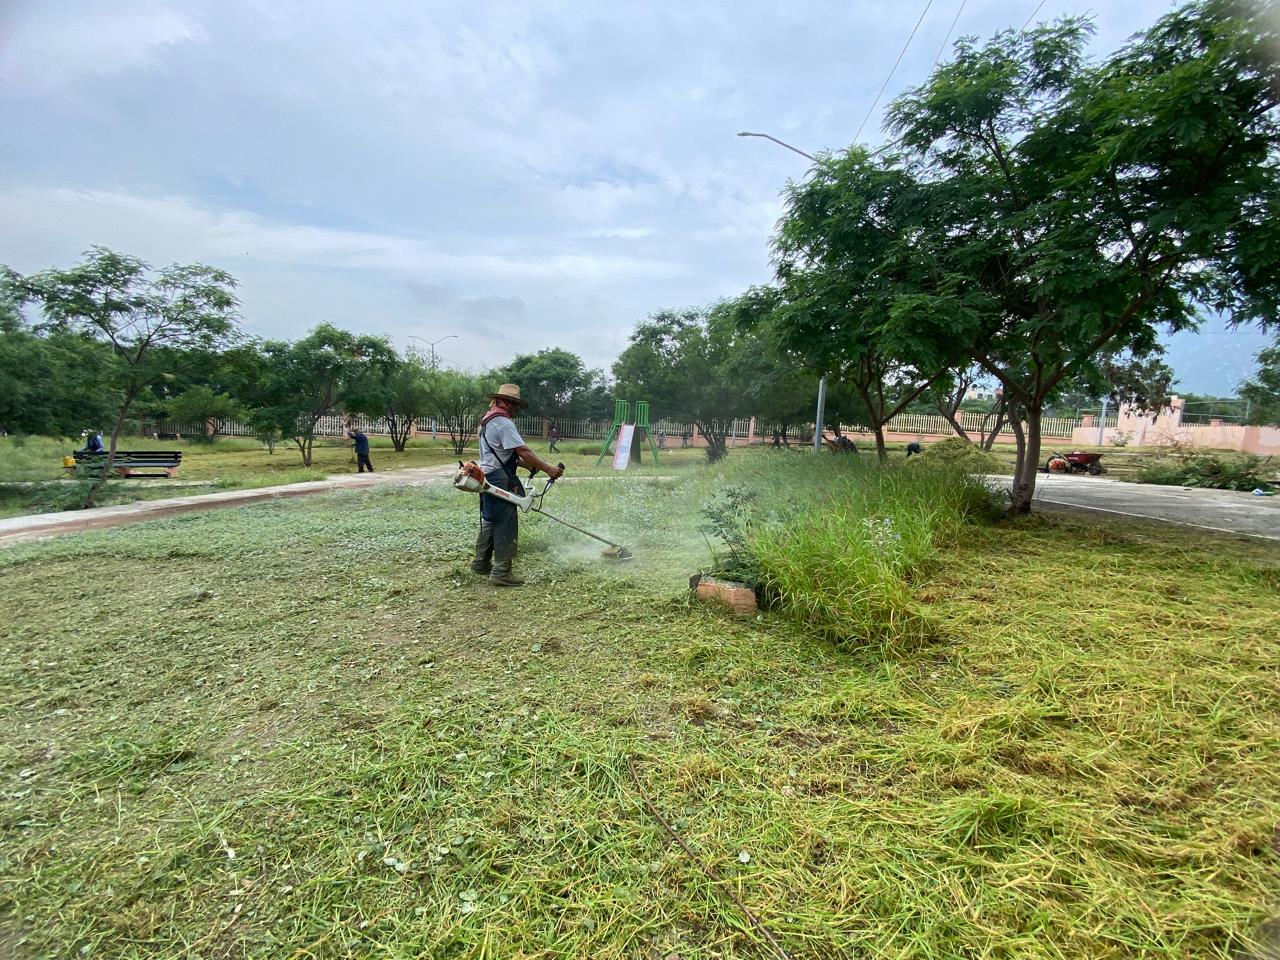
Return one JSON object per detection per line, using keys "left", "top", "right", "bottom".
{"left": 479, "top": 412, "right": 519, "bottom": 480}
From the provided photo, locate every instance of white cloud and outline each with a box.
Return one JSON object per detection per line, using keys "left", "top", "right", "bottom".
{"left": 0, "top": 187, "right": 685, "bottom": 284}
{"left": 0, "top": 4, "right": 205, "bottom": 91}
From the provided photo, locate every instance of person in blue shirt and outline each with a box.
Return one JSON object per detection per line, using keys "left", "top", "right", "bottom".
{"left": 347, "top": 428, "right": 373, "bottom": 472}
{"left": 81, "top": 430, "right": 105, "bottom": 453}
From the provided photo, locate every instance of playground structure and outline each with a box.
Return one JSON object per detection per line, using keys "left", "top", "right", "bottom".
{"left": 594, "top": 400, "right": 661, "bottom": 468}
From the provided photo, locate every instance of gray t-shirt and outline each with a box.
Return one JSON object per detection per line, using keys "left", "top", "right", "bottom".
{"left": 478, "top": 415, "right": 525, "bottom": 474}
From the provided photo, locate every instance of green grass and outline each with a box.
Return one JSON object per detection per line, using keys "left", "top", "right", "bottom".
{"left": 0, "top": 435, "right": 710, "bottom": 518}
{"left": 0, "top": 459, "right": 1277, "bottom": 958}
{"left": 696, "top": 453, "right": 1001, "bottom": 644}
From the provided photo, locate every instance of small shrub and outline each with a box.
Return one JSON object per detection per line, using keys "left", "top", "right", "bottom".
{"left": 700, "top": 483, "right": 759, "bottom": 581}
{"left": 574, "top": 443, "right": 602, "bottom": 456}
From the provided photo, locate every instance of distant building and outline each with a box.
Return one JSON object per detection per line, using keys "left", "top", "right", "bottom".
{"left": 965, "top": 384, "right": 1003, "bottom": 401}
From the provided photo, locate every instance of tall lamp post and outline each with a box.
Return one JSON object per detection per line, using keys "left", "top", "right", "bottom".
{"left": 408, "top": 334, "right": 458, "bottom": 370}
{"left": 737, "top": 131, "right": 827, "bottom": 452}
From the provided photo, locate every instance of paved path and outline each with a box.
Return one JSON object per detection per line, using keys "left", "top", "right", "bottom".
{"left": 0, "top": 466, "right": 456, "bottom": 547}
{"left": 991, "top": 473, "right": 1280, "bottom": 540}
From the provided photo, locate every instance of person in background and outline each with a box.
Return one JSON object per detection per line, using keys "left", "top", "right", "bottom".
{"left": 548, "top": 421, "right": 561, "bottom": 453}
{"left": 347, "top": 427, "right": 373, "bottom": 472}
{"left": 657, "top": 429, "right": 666, "bottom": 449}
{"left": 680, "top": 428, "right": 691, "bottom": 448}
{"left": 906, "top": 441, "right": 923, "bottom": 457}
{"left": 81, "top": 430, "right": 105, "bottom": 453}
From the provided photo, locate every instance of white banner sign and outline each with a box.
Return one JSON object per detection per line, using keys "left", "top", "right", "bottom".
{"left": 612, "top": 424, "right": 635, "bottom": 470}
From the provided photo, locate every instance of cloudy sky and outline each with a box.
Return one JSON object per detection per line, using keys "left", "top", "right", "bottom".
{"left": 0, "top": 0, "right": 1268, "bottom": 391}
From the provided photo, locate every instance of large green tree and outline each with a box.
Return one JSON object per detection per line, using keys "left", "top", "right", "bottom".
{"left": 358, "top": 352, "right": 435, "bottom": 452}
{"left": 774, "top": 155, "right": 959, "bottom": 459}
{"left": 166, "top": 385, "right": 242, "bottom": 440}
{"left": 614, "top": 308, "right": 746, "bottom": 461}
{"left": 874, "top": 0, "right": 1280, "bottom": 511}
{"left": 249, "top": 323, "right": 396, "bottom": 466}
{"left": 9, "top": 247, "right": 238, "bottom": 505}
{"left": 0, "top": 299, "right": 119, "bottom": 437}
{"left": 718, "top": 287, "right": 818, "bottom": 446}
{"left": 499, "top": 348, "right": 596, "bottom": 421}
{"left": 423, "top": 368, "right": 492, "bottom": 457}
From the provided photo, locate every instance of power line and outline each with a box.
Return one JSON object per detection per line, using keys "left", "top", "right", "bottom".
{"left": 1021, "top": 0, "right": 1047, "bottom": 31}
{"left": 853, "top": 0, "right": 934, "bottom": 143}
{"left": 932, "top": 0, "right": 967, "bottom": 68}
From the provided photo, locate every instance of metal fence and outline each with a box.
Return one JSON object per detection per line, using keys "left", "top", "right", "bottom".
{"left": 866, "top": 410, "right": 1079, "bottom": 439}
{"left": 136, "top": 408, "right": 1088, "bottom": 443}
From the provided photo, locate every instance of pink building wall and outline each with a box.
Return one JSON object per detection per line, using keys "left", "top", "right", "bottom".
{"left": 1072, "top": 396, "right": 1280, "bottom": 454}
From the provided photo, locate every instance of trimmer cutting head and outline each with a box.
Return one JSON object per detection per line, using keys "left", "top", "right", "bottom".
{"left": 602, "top": 545, "right": 634, "bottom": 562}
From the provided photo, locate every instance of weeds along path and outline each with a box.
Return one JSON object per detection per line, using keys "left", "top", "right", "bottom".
{"left": 0, "top": 463, "right": 1277, "bottom": 959}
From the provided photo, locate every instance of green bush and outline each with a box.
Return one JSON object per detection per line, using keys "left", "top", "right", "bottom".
{"left": 698, "top": 452, "right": 1000, "bottom": 645}
{"left": 1135, "top": 453, "right": 1275, "bottom": 491}
{"left": 574, "top": 443, "right": 602, "bottom": 456}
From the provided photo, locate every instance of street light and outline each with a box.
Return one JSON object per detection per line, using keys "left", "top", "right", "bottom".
{"left": 408, "top": 334, "right": 458, "bottom": 369}
{"left": 737, "top": 131, "right": 818, "bottom": 162}
{"left": 737, "top": 130, "right": 826, "bottom": 452}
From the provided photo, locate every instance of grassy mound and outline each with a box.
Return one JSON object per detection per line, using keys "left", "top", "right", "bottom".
{"left": 699, "top": 452, "right": 1000, "bottom": 645}
{"left": 910, "top": 436, "right": 1005, "bottom": 474}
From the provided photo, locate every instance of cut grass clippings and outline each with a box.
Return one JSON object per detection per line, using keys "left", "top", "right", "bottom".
{"left": 0, "top": 459, "right": 1277, "bottom": 958}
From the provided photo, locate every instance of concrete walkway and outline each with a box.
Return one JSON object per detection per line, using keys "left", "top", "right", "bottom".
{"left": 991, "top": 473, "right": 1280, "bottom": 541}
{"left": 0, "top": 466, "right": 456, "bottom": 547}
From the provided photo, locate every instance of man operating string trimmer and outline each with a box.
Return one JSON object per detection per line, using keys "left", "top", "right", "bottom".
{"left": 472, "top": 384, "right": 563, "bottom": 587}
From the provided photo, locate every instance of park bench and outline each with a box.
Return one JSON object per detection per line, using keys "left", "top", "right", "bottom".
{"left": 69, "top": 450, "right": 183, "bottom": 478}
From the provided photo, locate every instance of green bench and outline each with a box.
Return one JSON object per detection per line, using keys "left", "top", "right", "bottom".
{"left": 70, "top": 450, "right": 183, "bottom": 478}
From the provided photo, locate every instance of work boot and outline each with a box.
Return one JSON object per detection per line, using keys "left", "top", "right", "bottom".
{"left": 489, "top": 542, "right": 523, "bottom": 586}
{"left": 472, "top": 522, "right": 494, "bottom": 575}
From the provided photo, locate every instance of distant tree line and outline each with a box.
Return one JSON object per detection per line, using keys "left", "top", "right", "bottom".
{"left": 0, "top": 251, "right": 617, "bottom": 505}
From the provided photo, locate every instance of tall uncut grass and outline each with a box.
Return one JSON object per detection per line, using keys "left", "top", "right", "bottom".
{"left": 701, "top": 451, "right": 1000, "bottom": 645}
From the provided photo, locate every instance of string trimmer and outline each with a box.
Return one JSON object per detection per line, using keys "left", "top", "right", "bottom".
{"left": 452, "top": 460, "right": 634, "bottom": 561}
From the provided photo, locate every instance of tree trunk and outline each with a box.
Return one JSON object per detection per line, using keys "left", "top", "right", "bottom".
{"left": 935, "top": 403, "right": 971, "bottom": 441}
{"left": 978, "top": 398, "right": 1007, "bottom": 451}
{"left": 1008, "top": 404, "right": 1042, "bottom": 516}
{"left": 83, "top": 390, "right": 138, "bottom": 509}
{"left": 698, "top": 421, "right": 728, "bottom": 462}
{"left": 980, "top": 410, "right": 1007, "bottom": 451}
{"left": 872, "top": 425, "right": 888, "bottom": 462}
{"left": 389, "top": 414, "right": 409, "bottom": 452}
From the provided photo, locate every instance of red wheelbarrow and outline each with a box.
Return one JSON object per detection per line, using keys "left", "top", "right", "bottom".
{"left": 1045, "top": 451, "right": 1105, "bottom": 475}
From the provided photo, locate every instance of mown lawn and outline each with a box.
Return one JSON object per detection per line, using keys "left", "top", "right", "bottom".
{"left": 0, "top": 461, "right": 1277, "bottom": 958}
{"left": 0, "top": 435, "right": 709, "bottom": 518}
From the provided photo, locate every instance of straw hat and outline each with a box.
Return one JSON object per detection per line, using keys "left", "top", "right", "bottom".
{"left": 487, "top": 383, "right": 527, "bottom": 409}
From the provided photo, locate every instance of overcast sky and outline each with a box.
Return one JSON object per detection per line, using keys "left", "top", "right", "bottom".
{"left": 0, "top": 0, "right": 1267, "bottom": 391}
